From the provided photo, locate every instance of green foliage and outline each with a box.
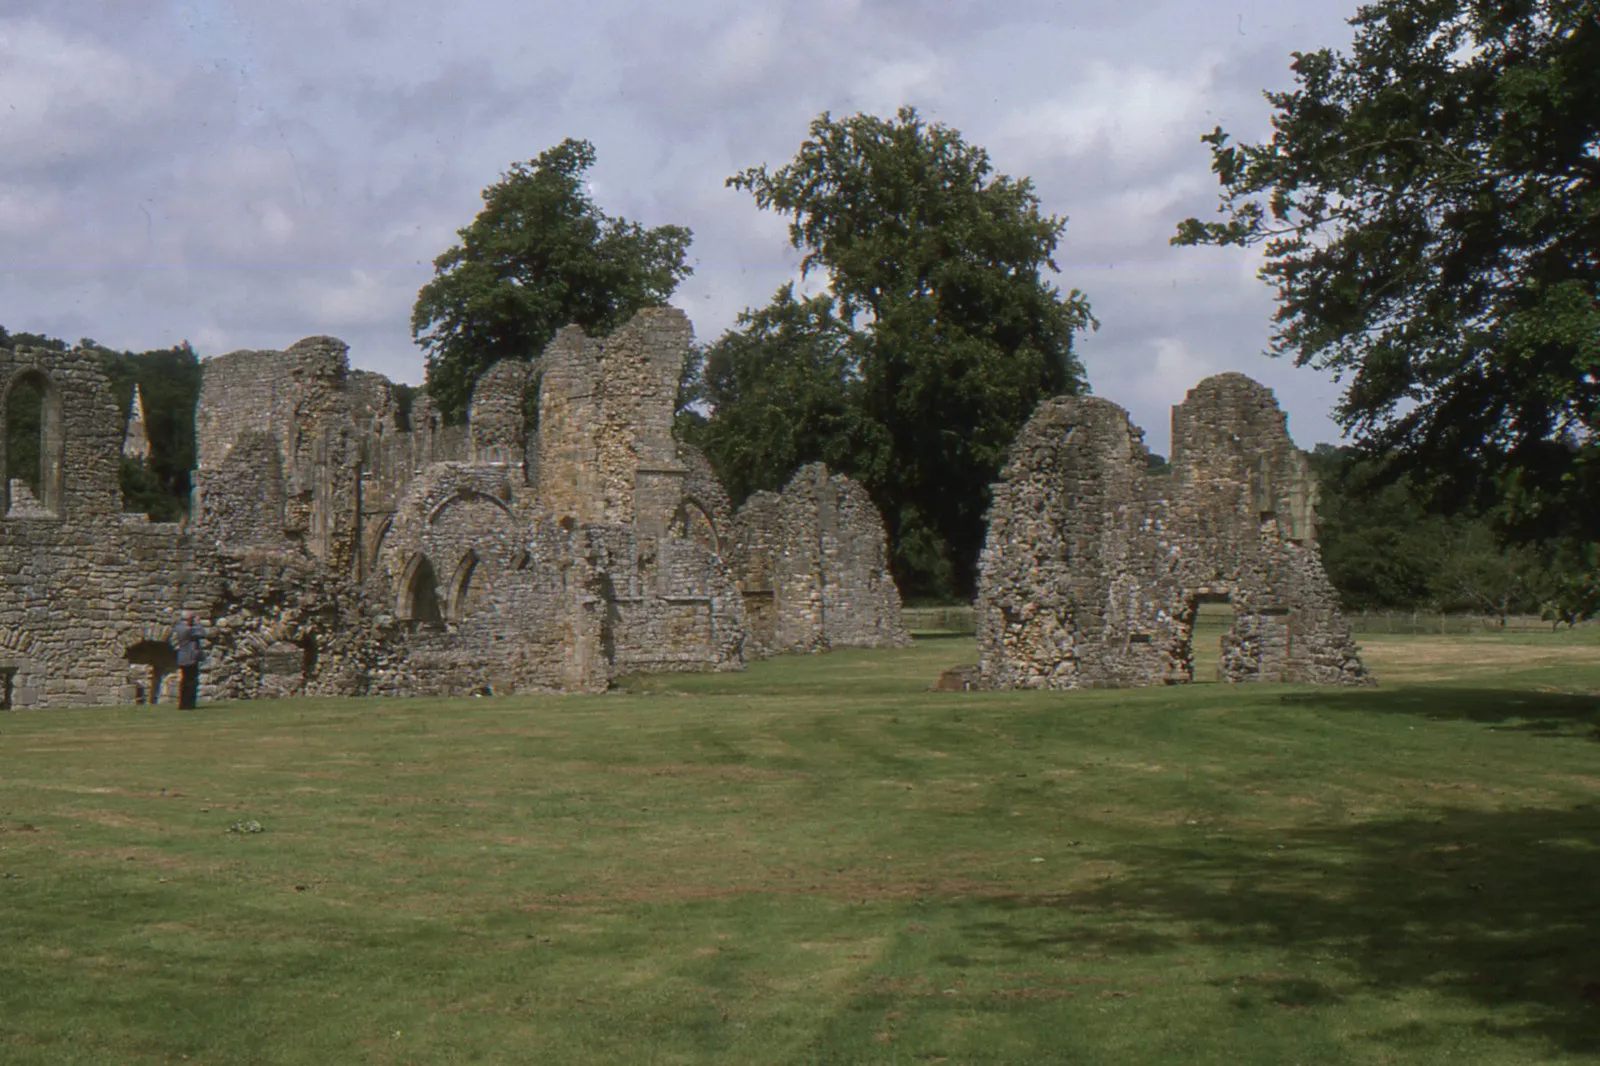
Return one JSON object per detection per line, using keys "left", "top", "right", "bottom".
{"left": 412, "top": 139, "right": 694, "bottom": 423}
{"left": 716, "top": 107, "right": 1096, "bottom": 597}
{"left": 0, "top": 327, "right": 66, "bottom": 352}
{"left": 391, "top": 382, "right": 416, "bottom": 433}
{"left": 95, "top": 342, "right": 202, "bottom": 520}
{"left": 4, "top": 377, "right": 43, "bottom": 496}
{"left": 682, "top": 284, "right": 880, "bottom": 504}
{"left": 1309, "top": 443, "right": 1598, "bottom": 622}
{"left": 1539, "top": 543, "right": 1600, "bottom": 627}
{"left": 1175, "top": 1, "right": 1600, "bottom": 545}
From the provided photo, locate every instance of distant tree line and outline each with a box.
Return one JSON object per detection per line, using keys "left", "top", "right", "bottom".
{"left": 1311, "top": 444, "right": 1597, "bottom": 627}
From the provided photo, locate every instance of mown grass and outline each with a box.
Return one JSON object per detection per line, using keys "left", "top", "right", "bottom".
{"left": 1, "top": 630, "right": 1598, "bottom": 1064}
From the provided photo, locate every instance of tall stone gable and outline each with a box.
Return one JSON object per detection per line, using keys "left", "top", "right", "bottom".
{"left": 975, "top": 376, "right": 1369, "bottom": 690}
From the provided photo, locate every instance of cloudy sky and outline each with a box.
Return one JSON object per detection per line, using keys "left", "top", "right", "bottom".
{"left": 1, "top": 0, "right": 1362, "bottom": 453}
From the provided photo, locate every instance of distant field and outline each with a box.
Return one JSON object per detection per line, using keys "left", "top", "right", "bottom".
{"left": 1, "top": 630, "right": 1597, "bottom": 1064}
{"left": 903, "top": 603, "right": 1583, "bottom": 638}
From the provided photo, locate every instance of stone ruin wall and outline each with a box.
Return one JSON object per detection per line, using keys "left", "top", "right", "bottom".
{"left": 976, "top": 374, "right": 1369, "bottom": 690}
{"left": 0, "top": 307, "right": 910, "bottom": 709}
{"left": 731, "top": 463, "right": 911, "bottom": 656}
{"left": 192, "top": 337, "right": 369, "bottom": 573}
{"left": 0, "top": 345, "right": 201, "bottom": 707}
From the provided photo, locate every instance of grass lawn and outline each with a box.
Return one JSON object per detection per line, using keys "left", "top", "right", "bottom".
{"left": 1, "top": 630, "right": 1598, "bottom": 1064}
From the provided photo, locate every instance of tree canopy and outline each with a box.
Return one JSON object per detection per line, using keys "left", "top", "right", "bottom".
{"left": 683, "top": 284, "right": 879, "bottom": 506}
{"left": 1174, "top": 0, "right": 1600, "bottom": 546}
{"left": 699, "top": 107, "right": 1095, "bottom": 597}
{"left": 412, "top": 139, "right": 693, "bottom": 422}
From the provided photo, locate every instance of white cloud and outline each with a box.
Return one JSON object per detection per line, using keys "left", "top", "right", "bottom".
{"left": 998, "top": 59, "right": 1217, "bottom": 166}
{"left": 0, "top": 185, "right": 64, "bottom": 238}
{"left": 0, "top": 18, "right": 178, "bottom": 168}
{"left": 259, "top": 205, "right": 295, "bottom": 244}
{"left": 0, "top": 0, "right": 1364, "bottom": 439}
{"left": 852, "top": 54, "right": 946, "bottom": 114}
{"left": 302, "top": 270, "right": 397, "bottom": 327}
{"left": 704, "top": 5, "right": 786, "bottom": 89}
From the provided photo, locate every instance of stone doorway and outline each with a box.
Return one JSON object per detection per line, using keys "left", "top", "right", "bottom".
{"left": 125, "top": 640, "right": 177, "bottom": 704}
{"left": 1179, "top": 592, "right": 1235, "bottom": 683}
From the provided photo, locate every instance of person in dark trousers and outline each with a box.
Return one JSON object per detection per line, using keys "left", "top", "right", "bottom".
{"left": 173, "top": 612, "right": 205, "bottom": 709}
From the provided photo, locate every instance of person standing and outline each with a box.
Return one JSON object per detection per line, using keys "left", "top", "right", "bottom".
{"left": 173, "top": 612, "right": 205, "bottom": 710}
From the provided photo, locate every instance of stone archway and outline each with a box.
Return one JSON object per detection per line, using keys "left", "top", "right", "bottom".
{"left": 445, "top": 550, "right": 479, "bottom": 623}
{"left": 397, "top": 553, "right": 445, "bottom": 628}
{"left": 124, "top": 640, "right": 177, "bottom": 705}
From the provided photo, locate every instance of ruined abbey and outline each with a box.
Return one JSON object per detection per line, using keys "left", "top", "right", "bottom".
{"left": 975, "top": 374, "right": 1370, "bottom": 689}
{"left": 0, "top": 308, "right": 908, "bottom": 709}
{"left": 0, "top": 301, "right": 1369, "bottom": 709}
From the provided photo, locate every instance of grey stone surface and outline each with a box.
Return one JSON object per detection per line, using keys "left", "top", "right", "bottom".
{"left": 975, "top": 375, "right": 1370, "bottom": 690}
{"left": 731, "top": 463, "right": 910, "bottom": 656}
{"left": 0, "top": 307, "right": 908, "bottom": 708}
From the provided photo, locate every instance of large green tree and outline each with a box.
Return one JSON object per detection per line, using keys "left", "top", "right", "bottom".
{"left": 412, "top": 139, "right": 693, "bottom": 422}
{"left": 716, "top": 107, "right": 1095, "bottom": 597}
{"left": 1174, "top": 0, "right": 1600, "bottom": 545}
{"left": 684, "top": 284, "right": 880, "bottom": 506}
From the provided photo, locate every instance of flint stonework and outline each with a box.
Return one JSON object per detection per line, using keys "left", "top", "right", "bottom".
{"left": 975, "top": 374, "right": 1370, "bottom": 690}
{"left": 0, "top": 307, "right": 908, "bottom": 708}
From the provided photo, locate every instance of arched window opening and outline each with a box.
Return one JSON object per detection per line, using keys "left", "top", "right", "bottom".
{"left": 5, "top": 370, "right": 63, "bottom": 517}
{"left": 367, "top": 515, "right": 393, "bottom": 572}
{"left": 398, "top": 554, "right": 445, "bottom": 629}
{"left": 446, "top": 550, "right": 479, "bottom": 622}
{"left": 669, "top": 501, "right": 720, "bottom": 555}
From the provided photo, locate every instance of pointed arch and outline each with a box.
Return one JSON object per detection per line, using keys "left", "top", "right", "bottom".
{"left": 427, "top": 489, "right": 514, "bottom": 526}
{"left": 669, "top": 498, "right": 720, "bottom": 555}
{"left": 366, "top": 513, "right": 393, "bottom": 572}
{"left": 396, "top": 553, "right": 444, "bottom": 627}
{"left": 446, "top": 550, "right": 480, "bottom": 623}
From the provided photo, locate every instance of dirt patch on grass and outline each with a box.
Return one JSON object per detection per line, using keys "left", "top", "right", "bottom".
{"left": 525, "top": 865, "right": 1122, "bottom": 907}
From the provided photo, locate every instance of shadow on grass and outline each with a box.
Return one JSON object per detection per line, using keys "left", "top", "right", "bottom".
{"left": 972, "top": 804, "right": 1600, "bottom": 1055}
{"left": 1286, "top": 686, "right": 1600, "bottom": 737}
